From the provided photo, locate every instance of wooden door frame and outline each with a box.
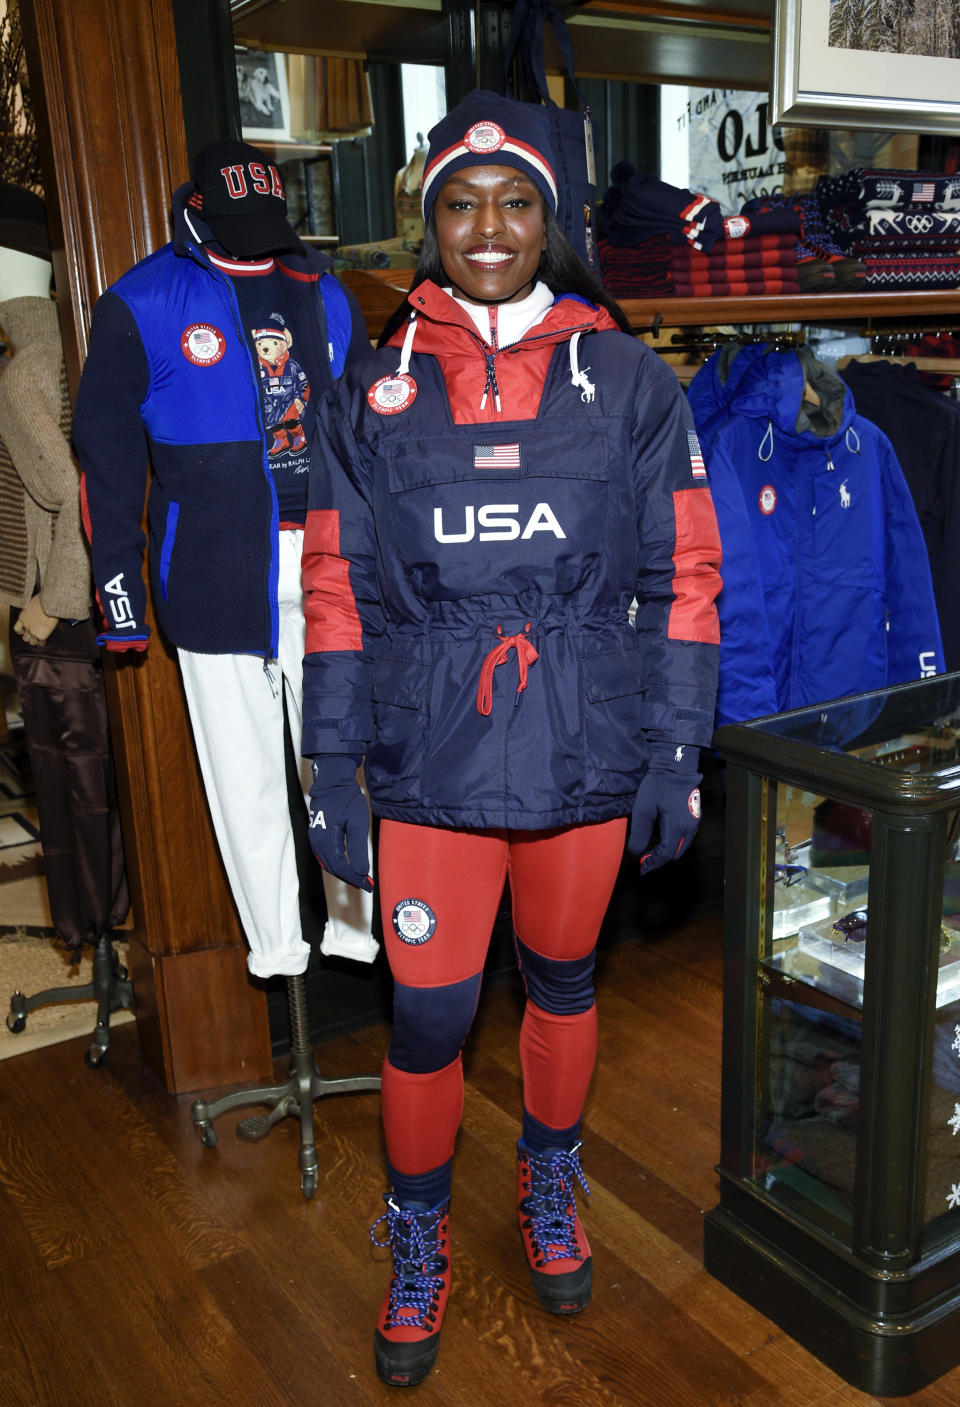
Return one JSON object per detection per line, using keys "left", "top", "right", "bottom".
{"left": 19, "top": 0, "right": 273, "bottom": 1093}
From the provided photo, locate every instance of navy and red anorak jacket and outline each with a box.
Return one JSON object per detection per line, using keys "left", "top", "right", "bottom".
{"left": 302, "top": 281, "right": 722, "bottom": 830}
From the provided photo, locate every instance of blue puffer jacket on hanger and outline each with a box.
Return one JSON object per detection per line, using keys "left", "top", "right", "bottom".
{"left": 685, "top": 340, "right": 767, "bottom": 453}
{"left": 700, "top": 345, "right": 943, "bottom": 726}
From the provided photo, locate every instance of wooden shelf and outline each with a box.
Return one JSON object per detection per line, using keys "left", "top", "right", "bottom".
{"left": 339, "top": 270, "right": 960, "bottom": 341}
{"left": 618, "top": 290, "right": 960, "bottom": 328}
{"left": 340, "top": 267, "right": 415, "bottom": 338}
{"left": 253, "top": 140, "right": 334, "bottom": 161}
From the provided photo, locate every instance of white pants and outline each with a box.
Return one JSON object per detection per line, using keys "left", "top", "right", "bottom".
{"left": 177, "top": 529, "right": 376, "bottom": 979}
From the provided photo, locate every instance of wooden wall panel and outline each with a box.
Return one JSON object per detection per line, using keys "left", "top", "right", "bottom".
{"left": 20, "top": 0, "right": 273, "bottom": 1092}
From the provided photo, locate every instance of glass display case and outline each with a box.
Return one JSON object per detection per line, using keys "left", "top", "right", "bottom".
{"left": 704, "top": 673, "right": 960, "bottom": 1396}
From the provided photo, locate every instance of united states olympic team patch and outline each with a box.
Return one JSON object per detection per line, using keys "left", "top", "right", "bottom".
{"left": 393, "top": 898, "right": 437, "bottom": 945}
{"left": 465, "top": 120, "right": 506, "bottom": 154}
{"left": 367, "top": 373, "right": 417, "bottom": 415}
{"left": 759, "top": 484, "right": 777, "bottom": 515}
{"left": 181, "top": 323, "right": 226, "bottom": 366}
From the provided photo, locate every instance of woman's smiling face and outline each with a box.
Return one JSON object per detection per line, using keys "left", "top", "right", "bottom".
{"left": 434, "top": 164, "right": 547, "bottom": 306}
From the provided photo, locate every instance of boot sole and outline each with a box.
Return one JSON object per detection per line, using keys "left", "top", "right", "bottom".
{"left": 529, "top": 1256, "right": 593, "bottom": 1315}
{"left": 374, "top": 1328, "right": 441, "bottom": 1387}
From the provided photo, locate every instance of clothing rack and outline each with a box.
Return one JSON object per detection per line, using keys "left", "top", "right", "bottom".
{"left": 655, "top": 323, "right": 960, "bottom": 383}
{"left": 838, "top": 353, "right": 960, "bottom": 375}
{"left": 653, "top": 328, "right": 805, "bottom": 381}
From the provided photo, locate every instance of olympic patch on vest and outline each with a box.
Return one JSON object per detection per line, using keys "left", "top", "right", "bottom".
{"left": 181, "top": 323, "right": 226, "bottom": 366}
{"left": 393, "top": 898, "right": 437, "bottom": 945}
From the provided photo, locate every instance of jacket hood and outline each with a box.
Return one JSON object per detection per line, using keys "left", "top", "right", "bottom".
{"left": 687, "top": 340, "right": 767, "bottom": 441}
{"left": 726, "top": 344, "right": 854, "bottom": 443}
{"left": 386, "top": 278, "right": 620, "bottom": 358}
{"left": 170, "top": 180, "right": 334, "bottom": 277}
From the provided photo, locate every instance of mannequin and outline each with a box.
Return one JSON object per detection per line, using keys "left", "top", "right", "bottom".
{"left": 393, "top": 135, "right": 427, "bottom": 244}
{"left": 73, "top": 139, "right": 375, "bottom": 983}
{"left": 0, "top": 182, "right": 129, "bottom": 958}
{"left": 0, "top": 244, "right": 51, "bottom": 294}
{"left": 4, "top": 245, "right": 60, "bottom": 649}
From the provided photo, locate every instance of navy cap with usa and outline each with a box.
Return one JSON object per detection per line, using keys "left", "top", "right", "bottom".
{"left": 420, "top": 90, "right": 558, "bottom": 225}
{"left": 189, "top": 138, "right": 303, "bottom": 259}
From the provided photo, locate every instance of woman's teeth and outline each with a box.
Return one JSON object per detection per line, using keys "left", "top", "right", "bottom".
{"left": 466, "top": 250, "right": 513, "bottom": 264}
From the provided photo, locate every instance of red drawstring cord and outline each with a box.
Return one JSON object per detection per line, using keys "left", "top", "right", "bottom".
{"left": 476, "top": 624, "right": 539, "bottom": 716}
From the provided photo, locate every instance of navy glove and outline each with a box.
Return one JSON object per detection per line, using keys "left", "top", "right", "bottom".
{"left": 308, "top": 754, "right": 373, "bottom": 892}
{"left": 627, "top": 742, "right": 702, "bottom": 873}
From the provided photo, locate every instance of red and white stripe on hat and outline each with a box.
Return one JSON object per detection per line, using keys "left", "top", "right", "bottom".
{"left": 421, "top": 120, "right": 558, "bottom": 215}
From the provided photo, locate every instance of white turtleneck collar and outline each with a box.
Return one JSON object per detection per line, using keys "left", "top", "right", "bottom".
{"left": 448, "top": 280, "right": 555, "bottom": 348}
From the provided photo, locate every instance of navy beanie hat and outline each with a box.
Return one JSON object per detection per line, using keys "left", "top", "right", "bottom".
{"left": 421, "top": 90, "right": 558, "bottom": 223}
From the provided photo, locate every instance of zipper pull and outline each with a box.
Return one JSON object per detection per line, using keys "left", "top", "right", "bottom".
{"left": 480, "top": 354, "right": 501, "bottom": 412}
{"left": 263, "top": 659, "right": 279, "bottom": 698}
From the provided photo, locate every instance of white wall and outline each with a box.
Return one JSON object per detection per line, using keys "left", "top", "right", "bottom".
{"left": 659, "top": 84, "right": 690, "bottom": 189}
{"left": 401, "top": 65, "right": 446, "bottom": 160}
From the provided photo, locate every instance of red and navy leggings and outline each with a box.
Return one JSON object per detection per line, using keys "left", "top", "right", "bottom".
{"left": 377, "top": 816, "right": 626, "bottom": 1202}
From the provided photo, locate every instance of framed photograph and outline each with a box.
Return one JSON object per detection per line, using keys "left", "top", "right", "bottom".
{"left": 771, "top": 0, "right": 960, "bottom": 134}
{"left": 235, "top": 47, "right": 292, "bottom": 143}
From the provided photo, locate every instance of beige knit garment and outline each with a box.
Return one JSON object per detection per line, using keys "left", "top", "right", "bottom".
{"left": 0, "top": 296, "right": 90, "bottom": 619}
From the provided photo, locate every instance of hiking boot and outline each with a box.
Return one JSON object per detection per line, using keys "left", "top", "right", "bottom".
{"left": 516, "top": 1140, "right": 592, "bottom": 1314}
{"left": 371, "top": 1196, "right": 451, "bottom": 1387}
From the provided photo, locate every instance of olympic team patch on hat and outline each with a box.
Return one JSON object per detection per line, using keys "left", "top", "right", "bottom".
{"left": 367, "top": 373, "right": 417, "bottom": 415}
{"left": 465, "top": 119, "right": 506, "bottom": 155}
{"left": 181, "top": 323, "right": 226, "bottom": 366}
{"left": 393, "top": 898, "right": 437, "bottom": 945}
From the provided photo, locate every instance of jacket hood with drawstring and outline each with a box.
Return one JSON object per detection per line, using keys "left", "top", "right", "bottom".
{"left": 692, "top": 345, "right": 943, "bottom": 727}
{"left": 301, "top": 280, "right": 723, "bottom": 830}
{"left": 724, "top": 344, "right": 852, "bottom": 442}
{"left": 384, "top": 279, "right": 621, "bottom": 423}
{"left": 685, "top": 340, "right": 767, "bottom": 452}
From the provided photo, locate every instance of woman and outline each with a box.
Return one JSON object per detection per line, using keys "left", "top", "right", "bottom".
{"left": 301, "top": 90, "right": 722, "bottom": 1388}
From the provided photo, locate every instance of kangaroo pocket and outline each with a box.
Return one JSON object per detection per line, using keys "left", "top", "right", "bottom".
{"left": 580, "top": 644, "right": 646, "bottom": 798}
{"left": 365, "top": 654, "right": 428, "bottom": 802}
{"left": 380, "top": 422, "right": 612, "bottom": 602}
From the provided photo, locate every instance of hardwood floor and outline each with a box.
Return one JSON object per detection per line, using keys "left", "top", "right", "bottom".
{"left": 2, "top": 913, "right": 960, "bottom": 1407}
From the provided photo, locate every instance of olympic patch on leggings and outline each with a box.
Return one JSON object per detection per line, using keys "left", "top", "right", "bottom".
{"left": 393, "top": 898, "right": 437, "bottom": 945}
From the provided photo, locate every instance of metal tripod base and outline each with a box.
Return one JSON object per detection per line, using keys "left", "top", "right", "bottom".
{"left": 6, "top": 932, "right": 135, "bottom": 1067}
{"left": 189, "top": 971, "right": 381, "bottom": 1199}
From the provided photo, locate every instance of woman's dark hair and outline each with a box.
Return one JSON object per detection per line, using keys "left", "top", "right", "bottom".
{"left": 376, "top": 202, "right": 632, "bottom": 346}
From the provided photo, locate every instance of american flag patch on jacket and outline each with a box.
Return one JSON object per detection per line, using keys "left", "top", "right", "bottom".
{"left": 474, "top": 443, "right": 521, "bottom": 470}
{"left": 687, "top": 430, "right": 706, "bottom": 478}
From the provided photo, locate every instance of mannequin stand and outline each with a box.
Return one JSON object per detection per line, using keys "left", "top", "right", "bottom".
{"left": 6, "top": 931, "right": 135, "bottom": 1067}
{"left": 189, "top": 971, "right": 381, "bottom": 1199}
